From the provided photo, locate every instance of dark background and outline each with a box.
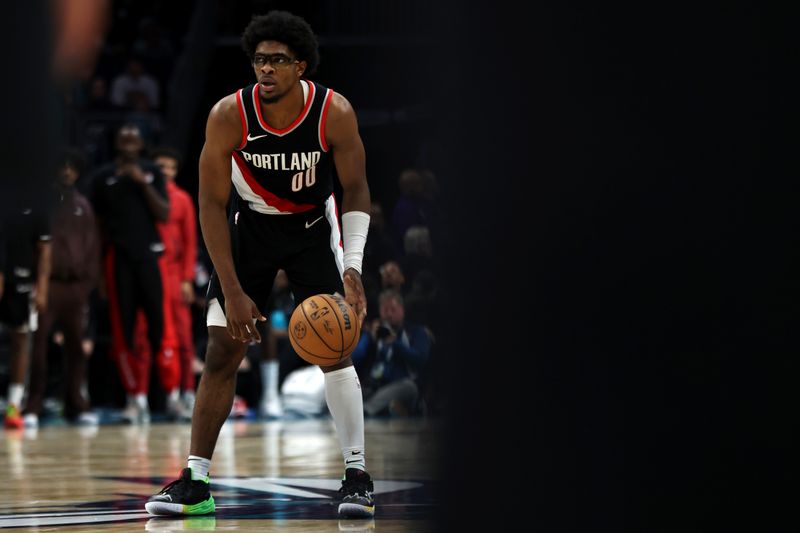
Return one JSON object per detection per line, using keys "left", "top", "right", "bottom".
{"left": 83, "top": 0, "right": 439, "bottom": 212}
{"left": 438, "top": 2, "right": 796, "bottom": 531}
{"left": 1, "top": 1, "right": 796, "bottom": 530}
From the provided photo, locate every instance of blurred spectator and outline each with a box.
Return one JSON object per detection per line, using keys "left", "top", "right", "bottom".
{"left": 0, "top": 226, "right": 3, "bottom": 308}
{"left": 420, "top": 168, "right": 439, "bottom": 200}
{"left": 0, "top": 206, "right": 52, "bottom": 429}
{"left": 85, "top": 76, "right": 114, "bottom": 112}
{"left": 362, "top": 202, "right": 398, "bottom": 320}
{"left": 24, "top": 148, "right": 100, "bottom": 428}
{"left": 404, "top": 225, "right": 433, "bottom": 258}
{"left": 75, "top": 76, "right": 115, "bottom": 177}
{"left": 402, "top": 224, "right": 436, "bottom": 283}
{"left": 132, "top": 17, "right": 175, "bottom": 85}
{"left": 110, "top": 57, "right": 160, "bottom": 111}
{"left": 379, "top": 260, "right": 406, "bottom": 295}
{"left": 364, "top": 203, "right": 398, "bottom": 277}
{"left": 124, "top": 99, "right": 164, "bottom": 145}
{"left": 352, "top": 289, "right": 432, "bottom": 417}
{"left": 403, "top": 269, "right": 440, "bottom": 334}
{"left": 88, "top": 123, "right": 175, "bottom": 424}
{"left": 147, "top": 146, "right": 198, "bottom": 420}
{"left": 390, "top": 168, "right": 439, "bottom": 250}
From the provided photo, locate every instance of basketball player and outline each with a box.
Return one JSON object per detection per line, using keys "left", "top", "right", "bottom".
{"left": 146, "top": 11, "right": 373, "bottom": 518}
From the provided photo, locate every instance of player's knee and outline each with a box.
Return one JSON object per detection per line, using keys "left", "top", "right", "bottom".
{"left": 204, "top": 337, "right": 242, "bottom": 376}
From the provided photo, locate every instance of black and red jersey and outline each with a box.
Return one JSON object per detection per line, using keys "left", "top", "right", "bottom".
{"left": 231, "top": 80, "right": 335, "bottom": 214}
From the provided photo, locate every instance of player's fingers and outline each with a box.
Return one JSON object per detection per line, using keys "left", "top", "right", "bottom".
{"left": 241, "top": 321, "right": 256, "bottom": 342}
{"left": 252, "top": 304, "right": 267, "bottom": 322}
{"left": 237, "top": 319, "right": 252, "bottom": 341}
{"left": 244, "top": 318, "right": 261, "bottom": 342}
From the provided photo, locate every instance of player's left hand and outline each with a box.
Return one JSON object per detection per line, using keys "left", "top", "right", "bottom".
{"left": 343, "top": 268, "right": 367, "bottom": 326}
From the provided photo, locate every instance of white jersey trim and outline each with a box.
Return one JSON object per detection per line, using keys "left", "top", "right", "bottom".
{"left": 251, "top": 80, "right": 314, "bottom": 136}
{"left": 208, "top": 298, "right": 257, "bottom": 329}
{"left": 324, "top": 194, "right": 345, "bottom": 278}
{"left": 230, "top": 156, "right": 292, "bottom": 215}
{"left": 207, "top": 298, "right": 227, "bottom": 328}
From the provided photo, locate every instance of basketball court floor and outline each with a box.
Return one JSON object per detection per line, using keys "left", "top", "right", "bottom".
{"left": 0, "top": 418, "right": 440, "bottom": 531}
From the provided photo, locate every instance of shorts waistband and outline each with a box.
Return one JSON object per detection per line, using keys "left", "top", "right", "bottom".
{"left": 241, "top": 203, "right": 326, "bottom": 223}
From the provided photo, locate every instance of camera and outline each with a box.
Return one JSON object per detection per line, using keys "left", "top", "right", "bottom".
{"left": 376, "top": 322, "right": 394, "bottom": 340}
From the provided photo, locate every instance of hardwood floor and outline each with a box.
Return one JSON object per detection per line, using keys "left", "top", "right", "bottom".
{"left": 0, "top": 418, "right": 440, "bottom": 531}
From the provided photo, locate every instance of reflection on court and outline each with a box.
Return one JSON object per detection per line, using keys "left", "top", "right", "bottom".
{"left": 0, "top": 418, "right": 439, "bottom": 532}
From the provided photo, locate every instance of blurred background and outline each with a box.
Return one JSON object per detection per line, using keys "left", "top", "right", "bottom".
{"left": 0, "top": 0, "right": 447, "bottom": 424}
{"left": 2, "top": 1, "right": 792, "bottom": 530}
{"left": 64, "top": 0, "right": 441, "bottom": 211}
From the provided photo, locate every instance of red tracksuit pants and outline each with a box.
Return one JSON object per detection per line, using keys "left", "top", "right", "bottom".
{"left": 105, "top": 248, "right": 179, "bottom": 395}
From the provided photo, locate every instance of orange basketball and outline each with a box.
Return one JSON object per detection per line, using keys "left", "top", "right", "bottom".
{"left": 288, "top": 293, "right": 361, "bottom": 366}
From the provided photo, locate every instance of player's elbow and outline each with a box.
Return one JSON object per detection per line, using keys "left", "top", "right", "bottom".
{"left": 341, "top": 178, "right": 370, "bottom": 199}
{"left": 199, "top": 196, "right": 226, "bottom": 215}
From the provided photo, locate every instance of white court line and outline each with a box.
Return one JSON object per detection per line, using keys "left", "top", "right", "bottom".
{"left": 0, "top": 511, "right": 150, "bottom": 528}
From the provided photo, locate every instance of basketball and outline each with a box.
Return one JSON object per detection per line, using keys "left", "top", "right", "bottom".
{"left": 288, "top": 293, "right": 361, "bottom": 366}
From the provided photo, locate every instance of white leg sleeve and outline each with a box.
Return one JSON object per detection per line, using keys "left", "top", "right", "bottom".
{"left": 323, "top": 366, "right": 366, "bottom": 471}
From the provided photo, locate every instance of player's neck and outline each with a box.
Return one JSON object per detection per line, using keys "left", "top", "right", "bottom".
{"left": 260, "top": 81, "right": 306, "bottom": 130}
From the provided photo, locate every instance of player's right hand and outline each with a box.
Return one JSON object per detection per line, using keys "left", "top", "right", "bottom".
{"left": 224, "top": 290, "right": 266, "bottom": 343}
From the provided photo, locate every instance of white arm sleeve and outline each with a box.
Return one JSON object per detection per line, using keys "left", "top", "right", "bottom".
{"left": 341, "top": 211, "right": 370, "bottom": 274}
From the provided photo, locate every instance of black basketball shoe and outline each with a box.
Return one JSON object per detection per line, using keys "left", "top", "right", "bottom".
{"left": 145, "top": 468, "right": 215, "bottom": 516}
{"left": 338, "top": 468, "right": 375, "bottom": 517}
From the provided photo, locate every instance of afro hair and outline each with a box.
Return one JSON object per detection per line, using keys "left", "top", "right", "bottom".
{"left": 241, "top": 11, "right": 320, "bottom": 77}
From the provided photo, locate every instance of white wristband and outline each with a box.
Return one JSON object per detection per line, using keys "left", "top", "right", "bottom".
{"left": 342, "top": 211, "right": 370, "bottom": 274}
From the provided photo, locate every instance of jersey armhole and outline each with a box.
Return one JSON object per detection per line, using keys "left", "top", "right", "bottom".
{"left": 318, "top": 88, "right": 334, "bottom": 152}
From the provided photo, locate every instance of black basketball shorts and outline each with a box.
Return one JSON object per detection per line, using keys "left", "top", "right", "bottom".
{"left": 206, "top": 197, "right": 345, "bottom": 328}
{"left": 0, "top": 281, "right": 36, "bottom": 332}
